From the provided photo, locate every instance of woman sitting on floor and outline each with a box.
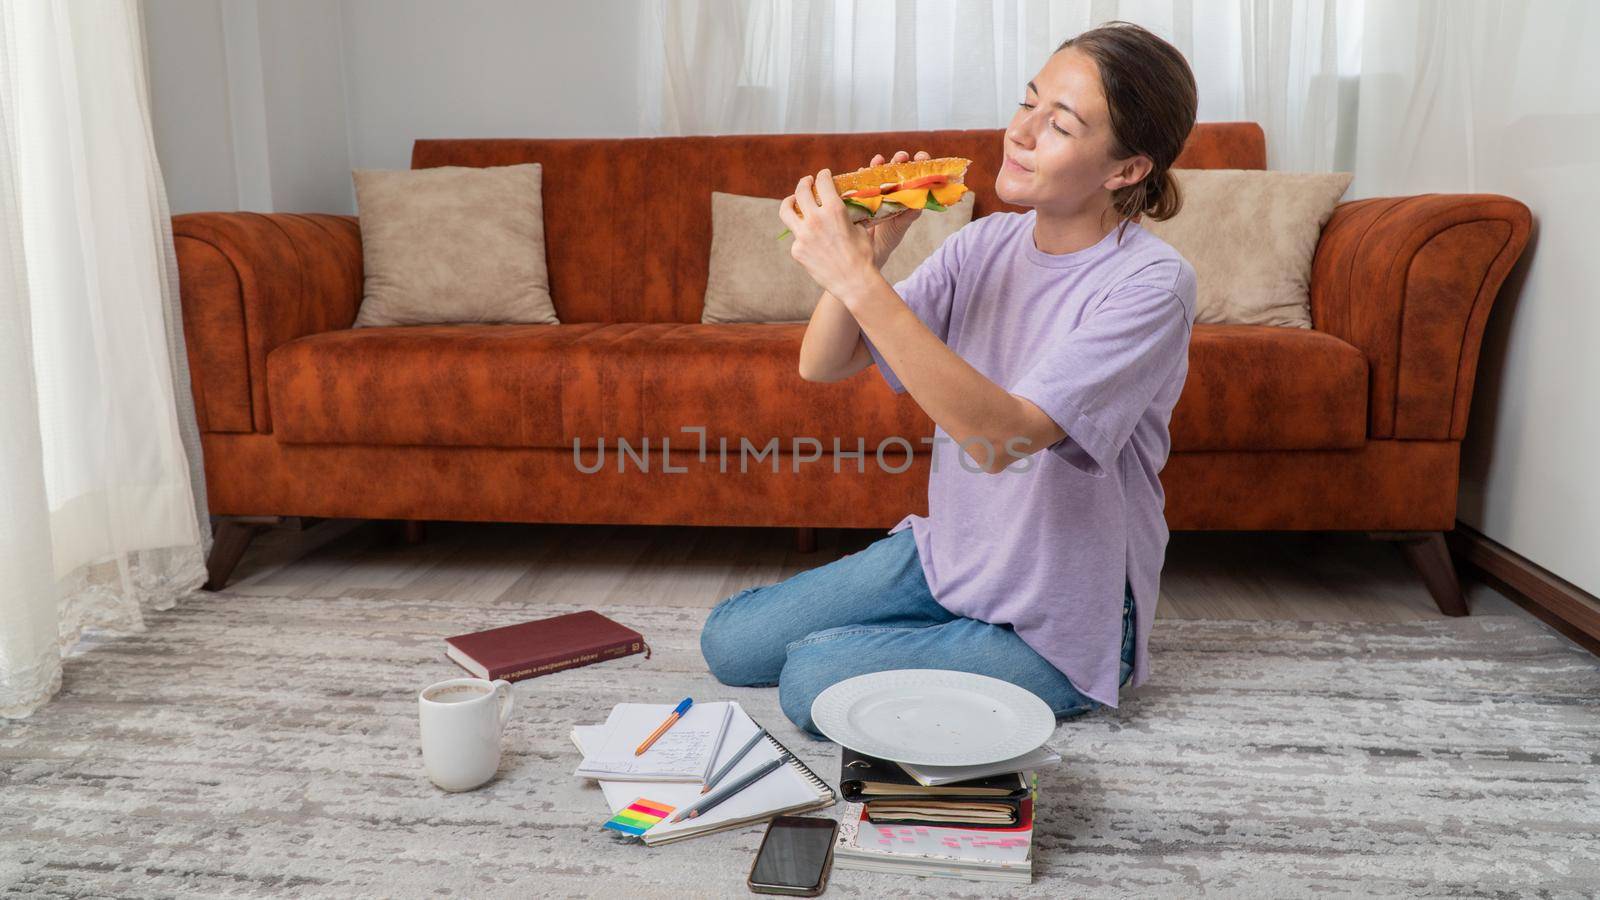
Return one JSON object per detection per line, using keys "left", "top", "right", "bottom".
{"left": 700, "top": 21, "right": 1200, "bottom": 738}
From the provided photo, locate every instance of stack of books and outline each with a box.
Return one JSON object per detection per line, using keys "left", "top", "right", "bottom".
{"left": 831, "top": 744, "right": 1061, "bottom": 883}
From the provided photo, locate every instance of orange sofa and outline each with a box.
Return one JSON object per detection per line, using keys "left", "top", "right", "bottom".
{"left": 174, "top": 123, "right": 1531, "bottom": 613}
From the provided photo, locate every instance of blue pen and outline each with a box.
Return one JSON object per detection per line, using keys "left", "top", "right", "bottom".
{"left": 635, "top": 697, "right": 693, "bottom": 756}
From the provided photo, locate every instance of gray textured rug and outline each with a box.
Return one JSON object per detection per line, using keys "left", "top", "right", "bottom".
{"left": 3, "top": 590, "right": 1599, "bottom": 898}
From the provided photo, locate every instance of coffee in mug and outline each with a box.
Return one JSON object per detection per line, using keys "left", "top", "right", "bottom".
{"left": 418, "top": 677, "right": 514, "bottom": 791}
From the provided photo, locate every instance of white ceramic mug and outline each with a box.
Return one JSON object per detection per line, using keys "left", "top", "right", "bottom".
{"left": 418, "top": 677, "right": 514, "bottom": 791}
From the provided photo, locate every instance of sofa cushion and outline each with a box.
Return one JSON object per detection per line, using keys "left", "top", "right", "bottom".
{"left": 1142, "top": 169, "right": 1353, "bottom": 329}
{"left": 267, "top": 321, "right": 1365, "bottom": 453}
{"left": 1173, "top": 324, "right": 1367, "bottom": 450}
{"left": 267, "top": 324, "right": 606, "bottom": 447}
{"left": 561, "top": 323, "right": 930, "bottom": 453}
{"left": 266, "top": 322, "right": 927, "bottom": 452}
{"left": 351, "top": 164, "right": 559, "bottom": 327}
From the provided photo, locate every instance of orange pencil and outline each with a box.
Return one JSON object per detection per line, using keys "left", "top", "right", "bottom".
{"left": 635, "top": 697, "right": 693, "bottom": 756}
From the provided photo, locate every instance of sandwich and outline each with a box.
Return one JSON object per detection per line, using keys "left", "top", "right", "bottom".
{"left": 778, "top": 156, "right": 973, "bottom": 239}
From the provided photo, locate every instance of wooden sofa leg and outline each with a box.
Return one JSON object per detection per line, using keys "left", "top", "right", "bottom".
{"left": 376, "top": 519, "right": 429, "bottom": 546}
{"left": 1369, "top": 530, "right": 1469, "bottom": 617}
{"left": 204, "top": 515, "right": 282, "bottom": 591}
{"left": 794, "top": 527, "right": 817, "bottom": 554}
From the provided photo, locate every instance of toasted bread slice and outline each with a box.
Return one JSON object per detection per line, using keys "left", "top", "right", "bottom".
{"left": 828, "top": 156, "right": 972, "bottom": 197}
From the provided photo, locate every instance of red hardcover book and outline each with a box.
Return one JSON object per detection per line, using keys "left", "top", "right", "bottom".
{"left": 443, "top": 610, "right": 650, "bottom": 682}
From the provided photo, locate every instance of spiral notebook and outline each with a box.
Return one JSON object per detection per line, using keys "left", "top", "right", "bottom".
{"left": 571, "top": 702, "right": 835, "bottom": 845}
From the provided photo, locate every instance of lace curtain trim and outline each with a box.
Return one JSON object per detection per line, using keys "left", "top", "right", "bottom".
{"left": 0, "top": 542, "right": 208, "bottom": 718}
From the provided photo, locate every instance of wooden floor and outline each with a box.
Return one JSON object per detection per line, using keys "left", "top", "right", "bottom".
{"left": 225, "top": 518, "right": 1527, "bottom": 622}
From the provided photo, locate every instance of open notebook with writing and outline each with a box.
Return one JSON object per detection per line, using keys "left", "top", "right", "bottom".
{"left": 571, "top": 702, "right": 835, "bottom": 845}
{"left": 573, "top": 701, "right": 736, "bottom": 783}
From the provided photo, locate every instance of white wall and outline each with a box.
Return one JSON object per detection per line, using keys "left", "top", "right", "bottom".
{"left": 255, "top": 0, "right": 352, "bottom": 212}
{"left": 339, "top": 0, "right": 643, "bottom": 173}
{"left": 143, "top": 0, "right": 238, "bottom": 214}
{"left": 143, "top": 0, "right": 643, "bottom": 214}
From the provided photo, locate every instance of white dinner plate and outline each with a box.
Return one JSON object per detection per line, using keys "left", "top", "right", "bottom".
{"left": 809, "top": 669, "right": 1056, "bottom": 766}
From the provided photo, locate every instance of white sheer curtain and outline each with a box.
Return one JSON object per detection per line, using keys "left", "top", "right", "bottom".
{"left": 0, "top": 0, "right": 210, "bottom": 718}
{"left": 639, "top": 0, "right": 1364, "bottom": 173}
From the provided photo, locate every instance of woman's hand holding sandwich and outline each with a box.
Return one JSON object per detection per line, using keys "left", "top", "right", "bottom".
{"left": 779, "top": 150, "right": 935, "bottom": 292}
{"left": 865, "top": 150, "right": 932, "bottom": 267}
{"left": 796, "top": 150, "right": 931, "bottom": 386}
{"left": 778, "top": 169, "right": 880, "bottom": 303}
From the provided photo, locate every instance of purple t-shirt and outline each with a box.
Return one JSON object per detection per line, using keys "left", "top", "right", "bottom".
{"left": 862, "top": 210, "right": 1197, "bottom": 708}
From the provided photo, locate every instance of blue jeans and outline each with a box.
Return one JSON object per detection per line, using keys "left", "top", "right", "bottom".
{"left": 700, "top": 529, "right": 1136, "bottom": 739}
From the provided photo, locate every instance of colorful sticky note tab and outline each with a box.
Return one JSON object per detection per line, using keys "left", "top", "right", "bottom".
{"left": 602, "top": 797, "right": 676, "bottom": 836}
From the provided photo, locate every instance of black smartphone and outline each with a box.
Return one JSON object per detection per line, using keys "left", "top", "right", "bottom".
{"left": 747, "top": 815, "right": 839, "bottom": 896}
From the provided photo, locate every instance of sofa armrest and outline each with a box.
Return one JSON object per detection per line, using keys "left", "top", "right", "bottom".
{"left": 174, "top": 212, "right": 362, "bottom": 433}
{"left": 1310, "top": 194, "right": 1531, "bottom": 440}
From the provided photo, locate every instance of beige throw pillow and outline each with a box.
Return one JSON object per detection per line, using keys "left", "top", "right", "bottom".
{"left": 351, "top": 163, "right": 558, "bottom": 327}
{"left": 702, "top": 191, "right": 976, "bottom": 323}
{"left": 1140, "top": 169, "right": 1353, "bottom": 328}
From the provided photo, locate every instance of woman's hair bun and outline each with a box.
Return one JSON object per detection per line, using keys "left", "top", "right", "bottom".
{"left": 1147, "top": 169, "right": 1181, "bottom": 220}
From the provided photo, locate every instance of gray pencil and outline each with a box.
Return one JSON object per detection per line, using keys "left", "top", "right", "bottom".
{"left": 701, "top": 726, "right": 768, "bottom": 793}
{"left": 672, "top": 752, "right": 790, "bottom": 823}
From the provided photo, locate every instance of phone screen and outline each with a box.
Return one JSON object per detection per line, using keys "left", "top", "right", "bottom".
{"left": 750, "top": 816, "right": 838, "bottom": 891}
